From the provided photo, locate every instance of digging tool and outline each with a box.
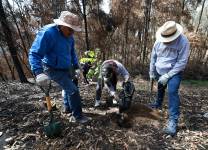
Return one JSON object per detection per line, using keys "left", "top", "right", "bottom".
{"left": 40, "top": 81, "right": 62, "bottom": 138}
{"left": 149, "top": 79, "right": 154, "bottom": 103}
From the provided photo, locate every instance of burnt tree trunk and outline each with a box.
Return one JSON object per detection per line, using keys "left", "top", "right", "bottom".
{"left": 82, "top": 0, "right": 90, "bottom": 51}
{"left": 0, "top": 44, "right": 16, "bottom": 80}
{"left": 142, "top": 0, "right": 152, "bottom": 65}
{"left": 196, "top": 0, "right": 206, "bottom": 33}
{"left": 0, "top": 0, "right": 27, "bottom": 82}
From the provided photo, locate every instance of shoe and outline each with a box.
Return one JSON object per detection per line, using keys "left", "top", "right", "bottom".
{"left": 69, "top": 116, "right": 91, "bottom": 124}
{"left": 94, "top": 100, "right": 101, "bottom": 107}
{"left": 163, "top": 120, "right": 177, "bottom": 136}
{"left": 148, "top": 102, "right": 162, "bottom": 110}
{"left": 62, "top": 107, "right": 72, "bottom": 114}
{"left": 76, "top": 116, "right": 91, "bottom": 124}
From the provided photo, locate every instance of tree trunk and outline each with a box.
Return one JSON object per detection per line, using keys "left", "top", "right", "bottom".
{"left": 14, "top": 0, "right": 32, "bottom": 47}
{"left": 142, "top": 0, "right": 152, "bottom": 66}
{"left": 195, "top": 0, "right": 206, "bottom": 33}
{"left": 6, "top": 0, "right": 28, "bottom": 57}
{"left": 0, "top": 0, "right": 28, "bottom": 82}
{"left": 82, "top": 0, "right": 90, "bottom": 51}
{"left": 0, "top": 44, "right": 16, "bottom": 80}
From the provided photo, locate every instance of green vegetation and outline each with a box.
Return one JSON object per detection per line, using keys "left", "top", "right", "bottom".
{"left": 80, "top": 49, "right": 101, "bottom": 79}
{"left": 182, "top": 80, "right": 208, "bottom": 87}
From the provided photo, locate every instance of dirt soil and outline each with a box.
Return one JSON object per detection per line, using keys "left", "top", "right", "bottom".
{"left": 0, "top": 76, "right": 208, "bottom": 150}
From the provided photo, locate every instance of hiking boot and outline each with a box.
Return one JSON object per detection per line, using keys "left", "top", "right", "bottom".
{"left": 163, "top": 120, "right": 177, "bottom": 136}
{"left": 76, "top": 116, "right": 91, "bottom": 124}
{"left": 69, "top": 116, "right": 91, "bottom": 124}
{"left": 62, "top": 107, "right": 72, "bottom": 114}
{"left": 148, "top": 102, "right": 162, "bottom": 110}
{"left": 94, "top": 100, "right": 101, "bottom": 107}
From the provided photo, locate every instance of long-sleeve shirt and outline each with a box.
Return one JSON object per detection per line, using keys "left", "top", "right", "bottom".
{"left": 29, "top": 24, "right": 79, "bottom": 75}
{"left": 101, "top": 59, "right": 129, "bottom": 94}
{"left": 149, "top": 34, "right": 190, "bottom": 76}
{"left": 101, "top": 59, "right": 129, "bottom": 80}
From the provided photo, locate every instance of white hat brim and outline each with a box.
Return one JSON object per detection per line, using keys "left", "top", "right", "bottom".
{"left": 53, "top": 19, "right": 82, "bottom": 32}
{"left": 156, "top": 23, "right": 183, "bottom": 43}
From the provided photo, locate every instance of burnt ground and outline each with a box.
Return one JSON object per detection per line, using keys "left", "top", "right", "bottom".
{"left": 0, "top": 76, "right": 208, "bottom": 150}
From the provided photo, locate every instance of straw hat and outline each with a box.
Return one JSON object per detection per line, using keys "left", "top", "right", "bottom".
{"left": 156, "top": 21, "right": 183, "bottom": 43}
{"left": 54, "top": 11, "right": 81, "bottom": 32}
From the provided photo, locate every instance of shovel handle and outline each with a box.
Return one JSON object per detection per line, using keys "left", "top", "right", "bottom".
{"left": 150, "top": 79, "right": 154, "bottom": 93}
{"left": 46, "top": 96, "right": 52, "bottom": 112}
{"left": 149, "top": 79, "right": 154, "bottom": 103}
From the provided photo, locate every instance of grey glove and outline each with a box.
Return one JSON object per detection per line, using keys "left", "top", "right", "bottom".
{"left": 158, "top": 73, "right": 170, "bottom": 85}
{"left": 75, "top": 69, "right": 81, "bottom": 77}
{"left": 149, "top": 72, "right": 156, "bottom": 80}
{"left": 124, "top": 75, "right": 129, "bottom": 82}
{"left": 36, "top": 73, "right": 50, "bottom": 87}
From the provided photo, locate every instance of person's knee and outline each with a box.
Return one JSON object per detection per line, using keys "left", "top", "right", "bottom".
{"left": 168, "top": 87, "right": 178, "bottom": 96}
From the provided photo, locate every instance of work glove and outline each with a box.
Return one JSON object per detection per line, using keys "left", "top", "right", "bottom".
{"left": 36, "top": 73, "right": 50, "bottom": 87}
{"left": 75, "top": 69, "right": 81, "bottom": 77}
{"left": 124, "top": 75, "right": 129, "bottom": 83}
{"left": 110, "top": 91, "right": 119, "bottom": 104}
{"left": 149, "top": 72, "right": 156, "bottom": 80}
{"left": 158, "top": 73, "right": 170, "bottom": 85}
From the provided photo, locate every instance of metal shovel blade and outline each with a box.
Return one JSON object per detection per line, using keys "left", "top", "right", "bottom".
{"left": 44, "top": 113, "right": 62, "bottom": 138}
{"left": 44, "top": 96, "right": 62, "bottom": 138}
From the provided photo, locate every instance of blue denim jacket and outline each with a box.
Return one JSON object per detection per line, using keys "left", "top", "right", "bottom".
{"left": 29, "top": 24, "right": 79, "bottom": 75}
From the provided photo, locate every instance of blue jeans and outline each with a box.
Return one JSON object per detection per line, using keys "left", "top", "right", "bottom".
{"left": 45, "top": 68, "right": 82, "bottom": 119}
{"left": 156, "top": 72, "right": 182, "bottom": 121}
{"left": 63, "top": 78, "right": 79, "bottom": 111}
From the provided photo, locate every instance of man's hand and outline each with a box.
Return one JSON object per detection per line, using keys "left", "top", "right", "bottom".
{"left": 75, "top": 69, "right": 85, "bottom": 81}
{"left": 110, "top": 91, "right": 119, "bottom": 101}
{"left": 149, "top": 72, "right": 156, "bottom": 80}
{"left": 36, "top": 73, "right": 50, "bottom": 87}
{"left": 75, "top": 69, "right": 81, "bottom": 77}
{"left": 158, "top": 73, "right": 170, "bottom": 85}
{"left": 124, "top": 75, "right": 129, "bottom": 83}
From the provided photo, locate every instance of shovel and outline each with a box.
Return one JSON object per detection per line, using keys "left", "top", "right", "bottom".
{"left": 149, "top": 79, "right": 154, "bottom": 103}
{"left": 41, "top": 81, "right": 62, "bottom": 138}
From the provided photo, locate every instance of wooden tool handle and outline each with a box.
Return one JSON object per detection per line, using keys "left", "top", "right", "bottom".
{"left": 46, "top": 96, "right": 52, "bottom": 112}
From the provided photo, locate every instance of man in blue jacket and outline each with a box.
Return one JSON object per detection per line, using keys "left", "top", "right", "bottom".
{"left": 29, "top": 11, "right": 90, "bottom": 123}
{"left": 149, "top": 21, "right": 190, "bottom": 136}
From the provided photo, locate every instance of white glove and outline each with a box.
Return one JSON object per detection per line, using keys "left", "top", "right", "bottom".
{"left": 75, "top": 69, "right": 81, "bottom": 77}
{"left": 158, "top": 73, "right": 170, "bottom": 85}
{"left": 110, "top": 91, "right": 119, "bottom": 101}
{"left": 36, "top": 73, "right": 50, "bottom": 87}
{"left": 110, "top": 91, "right": 116, "bottom": 97}
{"left": 124, "top": 75, "right": 129, "bottom": 82}
{"left": 149, "top": 72, "right": 156, "bottom": 80}
{"left": 75, "top": 69, "right": 82, "bottom": 78}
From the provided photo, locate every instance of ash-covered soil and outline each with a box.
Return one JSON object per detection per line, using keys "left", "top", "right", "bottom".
{"left": 0, "top": 77, "right": 207, "bottom": 150}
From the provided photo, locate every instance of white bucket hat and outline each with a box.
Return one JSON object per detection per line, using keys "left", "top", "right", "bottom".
{"left": 54, "top": 11, "right": 82, "bottom": 32}
{"left": 156, "top": 21, "right": 183, "bottom": 43}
